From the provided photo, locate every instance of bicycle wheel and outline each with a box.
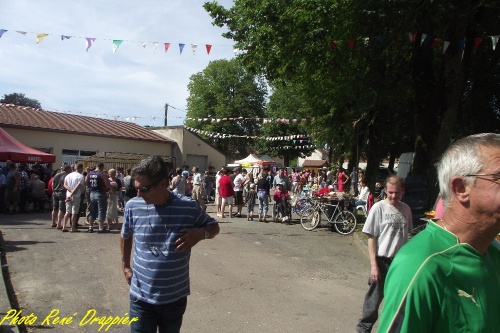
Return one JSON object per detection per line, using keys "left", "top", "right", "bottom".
{"left": 294, "top": 198, "right": 313, "bottom": 217}
{"left": 300, "top": 209, "right": 321, "bottom": 231}
{"left": 333, "top": 211, "right": 357, "bottom": 235}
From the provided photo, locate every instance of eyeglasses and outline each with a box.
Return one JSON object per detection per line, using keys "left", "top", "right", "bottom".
{"left": 463, "top": 173, "right": 500, "bottom": 182}
{"left": 135, "top": 178, "right": 163, "bottom": 193}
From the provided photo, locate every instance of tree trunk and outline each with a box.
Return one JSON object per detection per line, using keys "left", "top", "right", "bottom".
{"left": 366, "top": 124, "right": 381, "bottom": 193}
{"left": 412, "top": 1, "right": 471, "bottom": 202}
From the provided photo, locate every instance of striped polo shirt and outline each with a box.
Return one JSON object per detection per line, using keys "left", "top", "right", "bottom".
{"left": 122, "top": 191, "right": 217, "bottom": 305}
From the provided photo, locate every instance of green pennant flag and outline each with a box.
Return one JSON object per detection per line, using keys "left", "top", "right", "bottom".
{"left": 113, "top": 40, "right": 123, "bottom": 53}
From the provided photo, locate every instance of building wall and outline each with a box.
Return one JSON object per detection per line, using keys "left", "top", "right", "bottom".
{"left": 298, "top": 149, "right": 328, "bottom": 166}
{"left": 154, "top": 127, "right": 227, "bottom": 170}
{"left": 3, "top": 127, "right": 172, "bottom": 167}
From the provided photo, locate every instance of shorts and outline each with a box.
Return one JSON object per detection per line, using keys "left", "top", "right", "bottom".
{"left": 5, "top": 189, "right": 20, "bottom": 205}
{"left": 65, "top": 196, "right": 82, "bottom": 215}
{"left": 52, "top": 192, "right": 66, "bottom": 213}
{"left": 222, "top": 196, "right": 234, "bottom": 205}
{"left": 215, "top": 189, "right": 221, "bottom": 206}
{"left": 234, "top": 191, "right": 243, "bottom": 205}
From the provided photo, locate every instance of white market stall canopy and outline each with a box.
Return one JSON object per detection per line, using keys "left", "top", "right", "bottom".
{"left": 234, "top": 154, "right": 261, "bottom": 166}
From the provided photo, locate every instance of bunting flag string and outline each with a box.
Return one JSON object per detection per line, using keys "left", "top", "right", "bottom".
{"left": 0, "top": 28, "right": 232, "bottom": 55}
{"left": 0, "top": 27, "right": 497, "bottom": 55}
{"left": 186, "top": 116, "right": 312, "bottom": 124}
{"left": 183, "top": 125, "right": 314, "bottom": 143}
{"left": 0, "top": 103, "right": 318, "bottom": 125}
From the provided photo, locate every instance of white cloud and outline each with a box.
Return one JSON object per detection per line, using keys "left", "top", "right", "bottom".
{"left": 0, "top": 0, "right": 235, "bottom": 126}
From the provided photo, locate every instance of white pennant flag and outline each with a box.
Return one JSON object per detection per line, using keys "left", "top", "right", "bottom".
{"left": 492, "top": 36, "right": 499, "bottom": 50}
{"left": 443, "top": 41, "right": 450, "bottom": 54}
{"left": 191, "top": 44, "right": 197, "bottom": 55}
{"left": 421, "top": 34, "right": 427, "bottom": 46}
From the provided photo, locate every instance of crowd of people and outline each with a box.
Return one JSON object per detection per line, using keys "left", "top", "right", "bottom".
{"left": 1, "top": 159, "right": 375, "bottom": 228}
{"left": 3, "top": 132, "right": 499, "bottom": 333}
{"left": 0, "top": 160, "right": 138, "bottom": 233}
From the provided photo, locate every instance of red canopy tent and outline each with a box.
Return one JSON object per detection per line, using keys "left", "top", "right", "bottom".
{"left": 0, "top": 127, "right": 56, "bottom": 163}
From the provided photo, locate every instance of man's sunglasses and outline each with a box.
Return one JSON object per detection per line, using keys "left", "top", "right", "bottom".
{"left": 135, "top": 178, "right": 163, "bottom": 193}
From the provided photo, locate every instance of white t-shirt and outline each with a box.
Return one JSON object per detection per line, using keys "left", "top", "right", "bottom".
{"left": 233, "top": 174, "right": 245, "bottom": 191}
{"left": 64, "top": 171, "right": 85, "bottom": 198}
{"left": 215, "top": 174, "right": 222, "bottom": 190}
{"left": 192, "top": 172, "right": 202, "bottom": 186}
{"left": 358, "top": 186, "right": 370, "bottom": 201}
{"left": 362, "top": 200, "right": 413, "bottom": 258}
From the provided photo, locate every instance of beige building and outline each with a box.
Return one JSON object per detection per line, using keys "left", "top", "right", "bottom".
{"left": 298, "top": 148, "right": 329, "bottom": 171}
{"left": 0, "top": 104, "right": 174, "bottom": 169}
{"left": 0, "top": 104, "right": 230, "bottom": 172}
{"left": 153, "top": 126, "right": 228, "bottom": 172}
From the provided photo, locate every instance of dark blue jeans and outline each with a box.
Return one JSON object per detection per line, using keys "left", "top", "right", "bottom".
{"left": 130, "top": 295, "right": 187, "bottom": 333}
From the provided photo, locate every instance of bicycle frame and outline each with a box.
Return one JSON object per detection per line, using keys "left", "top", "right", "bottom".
{"left": 315, "top": 201, "right": 342, "bottom": 224}
{"left": 300, "top": 197, "right": 357, "bottom": 235}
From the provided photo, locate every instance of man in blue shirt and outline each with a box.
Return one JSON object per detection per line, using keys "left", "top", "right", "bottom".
{"left": 121, "top": 155, "right": 219, "bottom": 333}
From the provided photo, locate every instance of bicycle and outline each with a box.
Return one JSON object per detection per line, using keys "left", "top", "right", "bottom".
{"left": 292, "top": 186, "right": 320, "bottom": 217}
{"left": 300, "top": 198, "right": 357, "bottom": 235}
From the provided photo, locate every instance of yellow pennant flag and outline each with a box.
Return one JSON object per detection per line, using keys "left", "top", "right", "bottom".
{"left": 36, "top": 33, "right": 49, "bottom": 44}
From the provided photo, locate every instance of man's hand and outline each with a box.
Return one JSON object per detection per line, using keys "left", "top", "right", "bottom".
{"left": 123, "top": 267, "right": 133, "bottom": 285}
{"left": 370, "top": 265, "right": 380, "bottom": 283}
{"left": 175, "top": 228, "right": 204, "bottom": 252}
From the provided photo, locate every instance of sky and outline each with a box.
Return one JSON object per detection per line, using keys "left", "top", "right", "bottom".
{"left": 0, "top": 0, "right": 235, "bottom": 127}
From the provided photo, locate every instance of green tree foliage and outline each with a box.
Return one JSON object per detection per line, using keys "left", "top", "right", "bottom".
{"left": 204, "top": 0, "right": 499, "bottom": 192}
{"left": 1, "top": 93, "right": 42, "bottom": 109}
{"left": 185, "top": 59, "right": 267, "bottom": 159}
{"left": 255, "top": 83, "right": 315, "bottom": 166}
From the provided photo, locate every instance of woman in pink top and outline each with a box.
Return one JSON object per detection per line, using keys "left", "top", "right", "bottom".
{"left": 336, "top": 167, "right": 349, "bottom": 192}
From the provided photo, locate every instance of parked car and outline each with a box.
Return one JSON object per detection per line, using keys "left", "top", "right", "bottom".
{"left": 376, "top": 167, "right": 394, "bottom": 185}
{"left": 396, "top": 152, "right": 415, "bottom": 180}
{"left": 402, "top": 174, "right": 430, "bottom": 227}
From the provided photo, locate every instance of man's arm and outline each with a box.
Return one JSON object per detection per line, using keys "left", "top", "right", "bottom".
{"left": 102, "top": 172, "right": 111, "bottom": 189}
{"left": 175, "top": 223, "right": 220, "bottom": 252}
{"left": 120, "top": 236, "right": 134, "bottom": 285}
{"left": 367, "top": 235, "right": 380, "bottom": 283}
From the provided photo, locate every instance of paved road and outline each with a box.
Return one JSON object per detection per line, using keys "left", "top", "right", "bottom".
{"left": 0, "top": 204, "right": 372, "bottom": 333}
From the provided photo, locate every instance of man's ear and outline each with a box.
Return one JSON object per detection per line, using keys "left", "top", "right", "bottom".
{"left": 450, "top": 176, "right": 469, "bottom": 204}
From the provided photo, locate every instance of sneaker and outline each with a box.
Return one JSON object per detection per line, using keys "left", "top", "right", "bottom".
{"left": 87, "top": 228, "right": 94, "bottom": 233}
{"left": 97, "top": 228, "right": 108, "bottom": 234}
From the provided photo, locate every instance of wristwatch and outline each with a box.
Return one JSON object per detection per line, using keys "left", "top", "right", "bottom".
{"left": 204, "top": 228, "right": 209, "bottom": 240}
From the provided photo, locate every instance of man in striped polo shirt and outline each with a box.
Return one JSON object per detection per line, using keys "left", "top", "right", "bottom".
{"left": 121, "top": 155, "right": 219, "bottom": 333}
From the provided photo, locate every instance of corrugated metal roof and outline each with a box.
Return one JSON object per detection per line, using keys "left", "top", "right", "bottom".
{"left": 0, "top": 103, "right": 173, "bottom": 143}
{"left": 302, "top": 159, "right": 328, "bottom": 167}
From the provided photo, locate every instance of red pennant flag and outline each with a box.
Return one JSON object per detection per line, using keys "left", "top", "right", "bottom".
{"left": 331, "top": 41, "right": 337, "bottom": 50}
{"left": 206, "top": 44, "right": 212, "bottom": 55}
{"left": 474, "top": 38, "right": 483, "bottom": 50}
{"left": 430, "top": 38, "right": 441, "bottom": 49}
{"left": 348, "top": 39, "right": 355, "bottom": 50}
{"left": 164, "top": 43, "right": 170, "bottom": 53}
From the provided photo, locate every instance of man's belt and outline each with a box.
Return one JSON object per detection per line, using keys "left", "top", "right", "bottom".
{"left": 376, "top": 256, "right": 394, "bottom": 264}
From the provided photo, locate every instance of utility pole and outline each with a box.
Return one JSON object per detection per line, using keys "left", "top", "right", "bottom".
{"left": 164, "top": 103, "right": 168, "bottom": 127}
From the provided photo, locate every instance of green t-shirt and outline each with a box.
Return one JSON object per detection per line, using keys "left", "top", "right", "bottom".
{"left": 379, "top": 220, "right": 500, "bottom": 333}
